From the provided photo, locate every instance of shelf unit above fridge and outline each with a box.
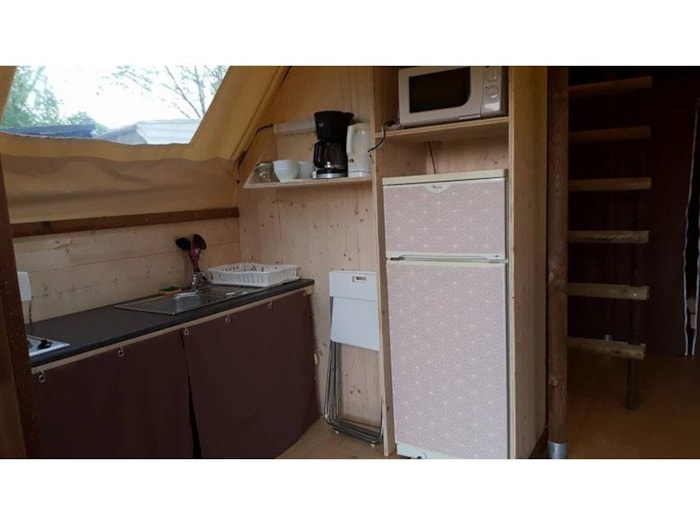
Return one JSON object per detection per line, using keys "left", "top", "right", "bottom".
{"left": 370, "top": 66, "right": 548, "bottom": 459}
{"left": 375, "top": 116, "right": 509, "bottom": 143}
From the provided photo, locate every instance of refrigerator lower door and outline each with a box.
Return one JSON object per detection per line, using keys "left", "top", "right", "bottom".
{"left": 386, "top": 260, "right": 508, "bottom": 459}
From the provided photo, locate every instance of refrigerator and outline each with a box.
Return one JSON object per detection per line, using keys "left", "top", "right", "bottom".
{"left": 383, "top": 169, "right": 509, "bottom": 459}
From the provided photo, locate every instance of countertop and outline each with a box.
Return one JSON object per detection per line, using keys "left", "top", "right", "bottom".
{"left": 26, "top": 278, "right": 314, "bottom": 368}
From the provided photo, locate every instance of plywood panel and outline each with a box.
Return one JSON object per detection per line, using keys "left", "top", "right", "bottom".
{"left": 372, "top": 67, "right": 400, "bottom": 132}
{"left": 242, "top": 184, "right": 378, "bottom": 421}
{"left": 377, "top": 134, "right": 508, "bottom": 179}
{"left": 375, "top": 141, "right": 428, "bottom": 179}
{"left": 238, "top": 67, "right": 381, "bottom": 427}
{"left": 14, "top": 218, "right": 241, "bottom": 321}
{"left": 508, "top": 67, "right": 548, "bottom": 458}
{"left": 429, "top": 136, "right": 510, "bottom": 174}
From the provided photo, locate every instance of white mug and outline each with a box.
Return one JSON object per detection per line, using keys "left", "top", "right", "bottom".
{"left": 298, "top": 161, "right": 314, "bottom": 179}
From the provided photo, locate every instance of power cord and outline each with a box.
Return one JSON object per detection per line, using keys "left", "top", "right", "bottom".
{"left": 235, "top": 123, "right": 274, "bottom": 169}
{"left": 428, "top": 141, "right": 437, "bottom": 174}
{"left": 367, "top": 120, "right": 396, "bottom": 155}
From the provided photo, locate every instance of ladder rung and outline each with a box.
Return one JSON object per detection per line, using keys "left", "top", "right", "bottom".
{"left": 569, "top": 177, "right": 652, "bottom": 192}
{"left": 568, "top": 337, "right": 646, "bottom": 360}
{"left": 569, "top": 230, "right": 650, "bottom": 244}
{"left": 569, "top": 76, "right": 653, "bottom": 99}
{"left": 568, "top": 283, "right": 649, "bottom": 300}
{"left": 570, "top": 126, "right": 651, "bottom": 144}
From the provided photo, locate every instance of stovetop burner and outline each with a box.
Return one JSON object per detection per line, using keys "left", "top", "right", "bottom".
{"left": 27, "top": 335, "right": 69, "bottom": 357}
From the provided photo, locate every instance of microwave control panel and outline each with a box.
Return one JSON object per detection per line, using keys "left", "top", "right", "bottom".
{"left": 481, "top": 66, "right": 505, "bottom": 117}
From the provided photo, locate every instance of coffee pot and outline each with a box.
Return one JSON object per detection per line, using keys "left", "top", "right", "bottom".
{"left": 313, "top": 111, "right": 354, "bottom": 179}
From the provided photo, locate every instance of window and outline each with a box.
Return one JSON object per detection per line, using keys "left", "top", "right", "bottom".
{"left": 0, "top": 66, "right": 227, "bottom": 144}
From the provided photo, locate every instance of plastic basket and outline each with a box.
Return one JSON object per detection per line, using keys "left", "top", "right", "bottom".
{"left": 206, "top": 262, "right": 300, "bottom": 288}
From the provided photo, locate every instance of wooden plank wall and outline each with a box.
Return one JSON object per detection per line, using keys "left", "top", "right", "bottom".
{"left": 13, "top": 218, "right": 241, "bottom": 322}
{"left": 508, "top": 67, "right": 548, "bottom": 458}
{"left": 238, "top": 67, "right": 382, "bottom": 426}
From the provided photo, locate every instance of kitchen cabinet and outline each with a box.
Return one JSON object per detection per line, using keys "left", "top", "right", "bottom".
{"left": 33, "top": 330, "right": 192, "bottom": 458}
{"left": 371, "top": 67, "right": 547, "bottom": 457}
{"left": 32, "top": 288, "right": 317, "bottom": 459}
{"left": 183, "top": 291, "right": 317, "bottom": 458}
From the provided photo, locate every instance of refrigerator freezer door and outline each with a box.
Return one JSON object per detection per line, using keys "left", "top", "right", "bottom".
{"left": 384, "top": 177, "right": 506, "bottom": 260}
{"left": 386, "top": 260, "right": 508, "bottom": 458}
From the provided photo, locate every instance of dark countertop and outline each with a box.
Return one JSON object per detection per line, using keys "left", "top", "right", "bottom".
{"left": 27, "top": 278, "right": 314, "bottom": 367}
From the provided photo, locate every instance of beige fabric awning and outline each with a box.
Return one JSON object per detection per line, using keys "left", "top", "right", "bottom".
{"left": 0, "top": 66, "right": 289, "bottom": 222}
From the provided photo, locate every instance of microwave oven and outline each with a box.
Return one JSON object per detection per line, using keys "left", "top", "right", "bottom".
{"left": 397, "top": 66, "right": 507, "bottom": 127}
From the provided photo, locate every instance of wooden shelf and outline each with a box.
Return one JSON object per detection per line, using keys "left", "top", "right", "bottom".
{"left": 244, "top": 175, "right": 372, "bottom": 190}
{"left": 568, "top": 337, "right": 646, "bottom": 360}
{"left": 570, "top": 126, "right": 651, "bottom": 144}
{"left": 11, "top": 207, "right": 239, "bottom": 238}
{"left": 568, "top": 282, "right": 649, "bottom": 301}
{"left": 569, "top": 177, "right": 652, "bottom": 192}
{"left": 376, "top": 116, "right": 509, "bottom": 143}
{"left": 569, "top": 76, "right": 652, "bottom": 99}
{"left": 568, "top": 230, "right": 650, "bottom": 244}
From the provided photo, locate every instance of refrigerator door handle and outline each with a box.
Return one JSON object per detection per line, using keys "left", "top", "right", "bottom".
{"left": 425, "top": 183, "right": 451, "bottom": 193}
{"left": 387, "top": 254, "right": 507, "bottom": 263}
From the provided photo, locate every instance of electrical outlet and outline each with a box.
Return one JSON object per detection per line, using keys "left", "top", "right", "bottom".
{"left": 17, "top": 272, "right": 31, "bottom": 302}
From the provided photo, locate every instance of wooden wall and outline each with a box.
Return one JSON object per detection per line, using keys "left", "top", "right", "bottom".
{"left": 238, "top": 67, "right": 382, "bottom": 426}
{"left": 508, "top": 67, "right": 548, "bottom": 458}
{"left": 13, "top": 218, "right": 241, "bottom": 322}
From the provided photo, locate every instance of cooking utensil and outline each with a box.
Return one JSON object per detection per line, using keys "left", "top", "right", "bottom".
{"left": 191, "top": 245, "right": 200, "bottom": 272}
{"left": 191, "top": 234, "right": 207, "bottom": 273}
{"left": 192, "top": 233, "right": 207, "bottom": 251}
{"left": 175, "top": 237, "right": 192, "bottom": 252}
{"left": 177, "top": 236, "right": 199, "bottom": 272}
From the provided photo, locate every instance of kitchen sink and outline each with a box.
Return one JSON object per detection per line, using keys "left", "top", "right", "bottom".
{"left": 115, "top": 285, "right": 259, "bottom": 315}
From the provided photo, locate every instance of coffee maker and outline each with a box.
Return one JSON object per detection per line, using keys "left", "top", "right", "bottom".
{"left": 313, "top": 111, "right": 354, "bottom": 179}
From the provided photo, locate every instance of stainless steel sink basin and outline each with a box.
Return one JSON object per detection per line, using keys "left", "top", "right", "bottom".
{"left": 115, "top": 285, "right": 259, "bottom": 315}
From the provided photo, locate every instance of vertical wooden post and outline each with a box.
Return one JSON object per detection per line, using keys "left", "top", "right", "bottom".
{"left": 0, "top": 157, "right": 41, "bottom": 458}
{"left": 547, "top": 67, "right": 569, "bottom": 458}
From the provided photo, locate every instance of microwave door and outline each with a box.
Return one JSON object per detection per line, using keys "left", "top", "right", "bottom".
{"left": 408, "top": 67, "right": 474, "bottom": 113}
{"left": 398, "top": 66, "right": 484, "bottom": 127}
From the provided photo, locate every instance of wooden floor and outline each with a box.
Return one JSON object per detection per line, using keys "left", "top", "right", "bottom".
{"left": 568, "top": 351, "right": 700, "bottom": 459}
{"left": 278, "top": 419, "right": 398, "bottom": 459}
{"left": 282, "top": 352, "right": 700, "bottom": 460}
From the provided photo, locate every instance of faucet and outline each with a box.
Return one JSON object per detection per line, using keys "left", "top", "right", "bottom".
{"left": 190, "top": 271, "right": 209, "bottom": 292}
{"left": 175, "top": 234, "right": 209, "bottom": 292}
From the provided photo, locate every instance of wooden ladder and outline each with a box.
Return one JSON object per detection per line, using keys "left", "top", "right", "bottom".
{"left": 567, "top": 73, "right": 653, "bottom": 410}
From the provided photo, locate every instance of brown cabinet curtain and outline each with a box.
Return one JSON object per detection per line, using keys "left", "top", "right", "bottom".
{"left": 34, "top": 331, "right": 193, "bottom": 459}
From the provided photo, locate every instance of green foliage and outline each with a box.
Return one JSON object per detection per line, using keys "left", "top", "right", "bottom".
{"left": 0, "top": 66, "right": 102, "bottom": 130}
{"left": 1, "top": 66, "right": 60, "bottom": 127}
{"left": 0, "top": 65, "right": 228, "bottom": 133}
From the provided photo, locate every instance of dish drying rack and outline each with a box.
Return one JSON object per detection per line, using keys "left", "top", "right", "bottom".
{"left": 206, "top": 263, "right": 300, "bottom": 288}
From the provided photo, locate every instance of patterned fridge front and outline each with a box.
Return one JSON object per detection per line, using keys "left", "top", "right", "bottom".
{"left": 383, "top": 170, "right": 508, "bottom": 459}
{"left": 386, "top": 261, "right": 508, "bottom": 459}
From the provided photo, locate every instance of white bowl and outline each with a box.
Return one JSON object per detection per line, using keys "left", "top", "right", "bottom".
{"left": 298, "top": 161, "right": 314, "bottom": 179}
{"left": 273, "top": 160, "right": 299, "bottom": 182}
